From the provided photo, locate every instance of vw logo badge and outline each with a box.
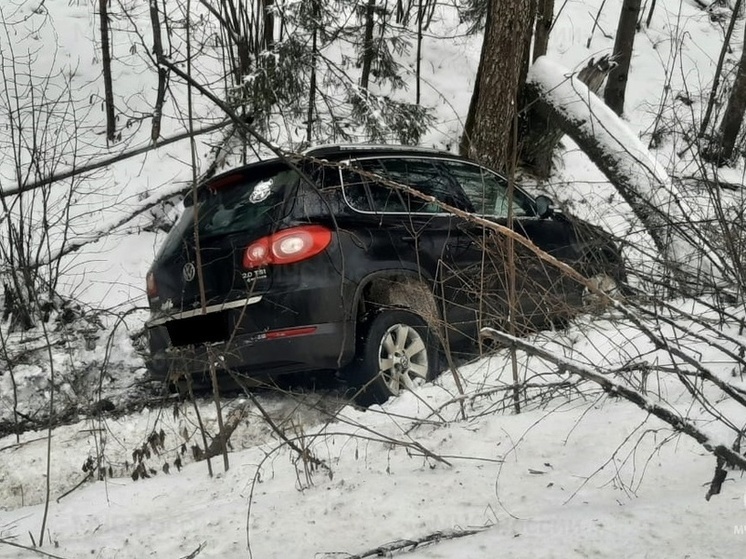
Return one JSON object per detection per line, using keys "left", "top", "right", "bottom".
{"left": 182, "top": 262, "right": 196, "bottom": 282}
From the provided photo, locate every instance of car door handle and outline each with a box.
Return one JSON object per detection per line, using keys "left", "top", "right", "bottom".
{"left": 401, "top": 235, "right": 417, "bottom": 243}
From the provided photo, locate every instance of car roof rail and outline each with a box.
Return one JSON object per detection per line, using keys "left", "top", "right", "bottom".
{"left": 303, "top": 143, "right": 455, "bottom": 159}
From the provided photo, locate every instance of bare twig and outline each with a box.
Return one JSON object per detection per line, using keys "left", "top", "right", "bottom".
{"left": 334, "top": 526, "right": 491, "bottom": 558}
{"left": 0, "top": 119, "right": 230, "bottom": 199}
{"left": 0, "top": 538, "right": 71, "bottom": 559}
{"left": 55, "top": 470, "right": 95, "bottom": 503}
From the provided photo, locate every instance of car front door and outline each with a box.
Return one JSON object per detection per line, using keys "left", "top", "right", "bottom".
{"left": 439, "top": 160, "right": 583, "bottom": 333}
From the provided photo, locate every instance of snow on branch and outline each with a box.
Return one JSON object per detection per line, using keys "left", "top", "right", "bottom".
{"left": 526, "top": 56, "right": 725, "bottom": 285}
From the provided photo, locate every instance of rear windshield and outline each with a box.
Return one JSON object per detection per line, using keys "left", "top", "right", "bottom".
{"left": 196, "top": 165, "right": 298, "bottom": 238}
{"left": 157, "top": 164, "right": 297, "bottom": 258}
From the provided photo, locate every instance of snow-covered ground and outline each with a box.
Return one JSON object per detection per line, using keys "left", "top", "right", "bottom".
{"left": 2, "top": 0, "right": 746, "bottom": 557}
{"left": 2, "top": 350, "right": 745, "bottom": 557}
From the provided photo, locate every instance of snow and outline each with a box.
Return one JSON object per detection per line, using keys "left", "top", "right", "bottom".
{"left": 1, "top": 372, "right": 744, "bottom": 557}
{"left": 2, "top": 0, "right": 746, "bottom": 558}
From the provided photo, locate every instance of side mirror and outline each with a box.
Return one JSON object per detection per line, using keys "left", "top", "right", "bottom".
{"left": 535, "top": 195, "right": 554, "bottom": 219}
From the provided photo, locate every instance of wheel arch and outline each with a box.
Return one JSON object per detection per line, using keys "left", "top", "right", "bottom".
{"left": 352, "top": 270, "right": 442, "bottom": 332}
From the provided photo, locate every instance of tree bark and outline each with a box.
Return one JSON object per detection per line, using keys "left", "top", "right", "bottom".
{"left": 710, "top": 11, "right": 746, "bottom": 163}
{"left": 360, "top": 0, "right": 376, "bottom": 90}
{"left": 460, "top": 0, "right": 534, "bottom": 172}
{"left": 149, "top": 0, "right": 168, "bottom": 145}
{"left": 99, "top": 0, "right": 116, "bottom": 143}
{"left": 604, "top": 0, "right": 642, "bottom": 116}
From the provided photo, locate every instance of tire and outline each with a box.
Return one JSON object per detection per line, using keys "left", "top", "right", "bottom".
{"left": 348, "top": 309, "right": 440, "bottom": 406}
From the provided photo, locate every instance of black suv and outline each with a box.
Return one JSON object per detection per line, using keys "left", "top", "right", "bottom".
{"left": 145, "top": 145, "right": 623, "bottom": 404}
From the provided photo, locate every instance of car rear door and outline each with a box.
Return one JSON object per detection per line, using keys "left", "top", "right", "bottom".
{"left": 338, "top": 156, "right": 480, "bottom": 342}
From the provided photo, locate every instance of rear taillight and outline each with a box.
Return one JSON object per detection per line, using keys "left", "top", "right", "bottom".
{"left": 146, "top": 271, "right": 158, "bottom": 299}
{"left": 243, "top": 225, "right": 332, "bottom": 270}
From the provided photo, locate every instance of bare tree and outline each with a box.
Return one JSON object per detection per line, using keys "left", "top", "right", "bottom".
{"left": 604, "top": 0, "right": 642, "bottom": 116}
{"left": 99, "top": 0, "right": 117, "bottom": 143}
{"left": 698, "top": 0, "right": 743, "bottom": 143}
{"left": 360, "top": 0, "right": 376, "bottom": 90}
{"left": 149, "top": 0, "right": 169, "bottom": 145}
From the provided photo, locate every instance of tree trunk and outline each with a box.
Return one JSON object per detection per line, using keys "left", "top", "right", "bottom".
{"left": 229, "top": 0, "right": 251, "bottom": 77}
{"left": 533, "top": 0, "right": 553, "bottom": 62}
{"left": 604, "top": 0, "right": 642, "bottom": 116}
{"left": 458, "top": 0, "right": 490, "bottom": 159}
{"left": 99, "top": 0, "right": 116, "bottom": 143}
{"left": 263, "top": 0, "right": 275, "bottom": 50}
{"left": 699, "top": 0, "right": 743, "bottom": 139}
{"left": 710, "top": 14, "right": 746, "bottom": 163}
{"left": 415, "top": 0, "right": 423, "bottom": 104}
{"left": 460, "top": 0, "right": 534, "bottom": 172}
{"left": 528, "top": 56, "right": 722, "bottom": 286}
{"left": 360, "top": 0, "right": 376, "bottom": 90}
{"left": 307, "top": 1, "right": 319, "bottom": 143}
{"left": 149, "top": 0, "right": 168, "bottom": 145}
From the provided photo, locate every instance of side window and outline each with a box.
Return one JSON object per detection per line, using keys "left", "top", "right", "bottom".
{"left": 443, "top": 161, "right": 534, "bottom": 217}
{"left": 292, "top": 161, "right": 337, "bottom": 218}
{"left": 341, "top": 160, "right": 408, "bottom": 213}
{"left": 342, "top": 157, "right": 464, "bottom": 213}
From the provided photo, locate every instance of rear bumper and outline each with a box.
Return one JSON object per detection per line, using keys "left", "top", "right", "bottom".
{"left": 147, "top": 319, "right": 355, "bottom": 381}
{"left": 146, "top": 273, "right": 359, "bottom": 382}
{"left": 146, "top": 281, "right": 357, "bottom": 382}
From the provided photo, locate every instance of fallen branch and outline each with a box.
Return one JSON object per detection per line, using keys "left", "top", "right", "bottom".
{"left": 0, "top": 538, "right": 71, "bottom": 559}
{"left": 179, "top": 542, "right": 206, "bottom": 559}
{"left": 0, "top": 119, "right": 231, "bottom": 199}
{"left": 0, "top": 436, "right": 47, "bottom": 452}
{"left": 480, "top": 327, "right": 746, "bottom": 475}
{"left": 526, "top": 56, "right": 726, "bottom": 285}
{"left": 331, "top": 526, "right": 491, "bottom": 558}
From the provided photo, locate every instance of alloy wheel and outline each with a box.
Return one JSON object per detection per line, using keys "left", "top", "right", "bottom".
{"left": 377, "top": 323, "right": 429, "bottom": 395}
